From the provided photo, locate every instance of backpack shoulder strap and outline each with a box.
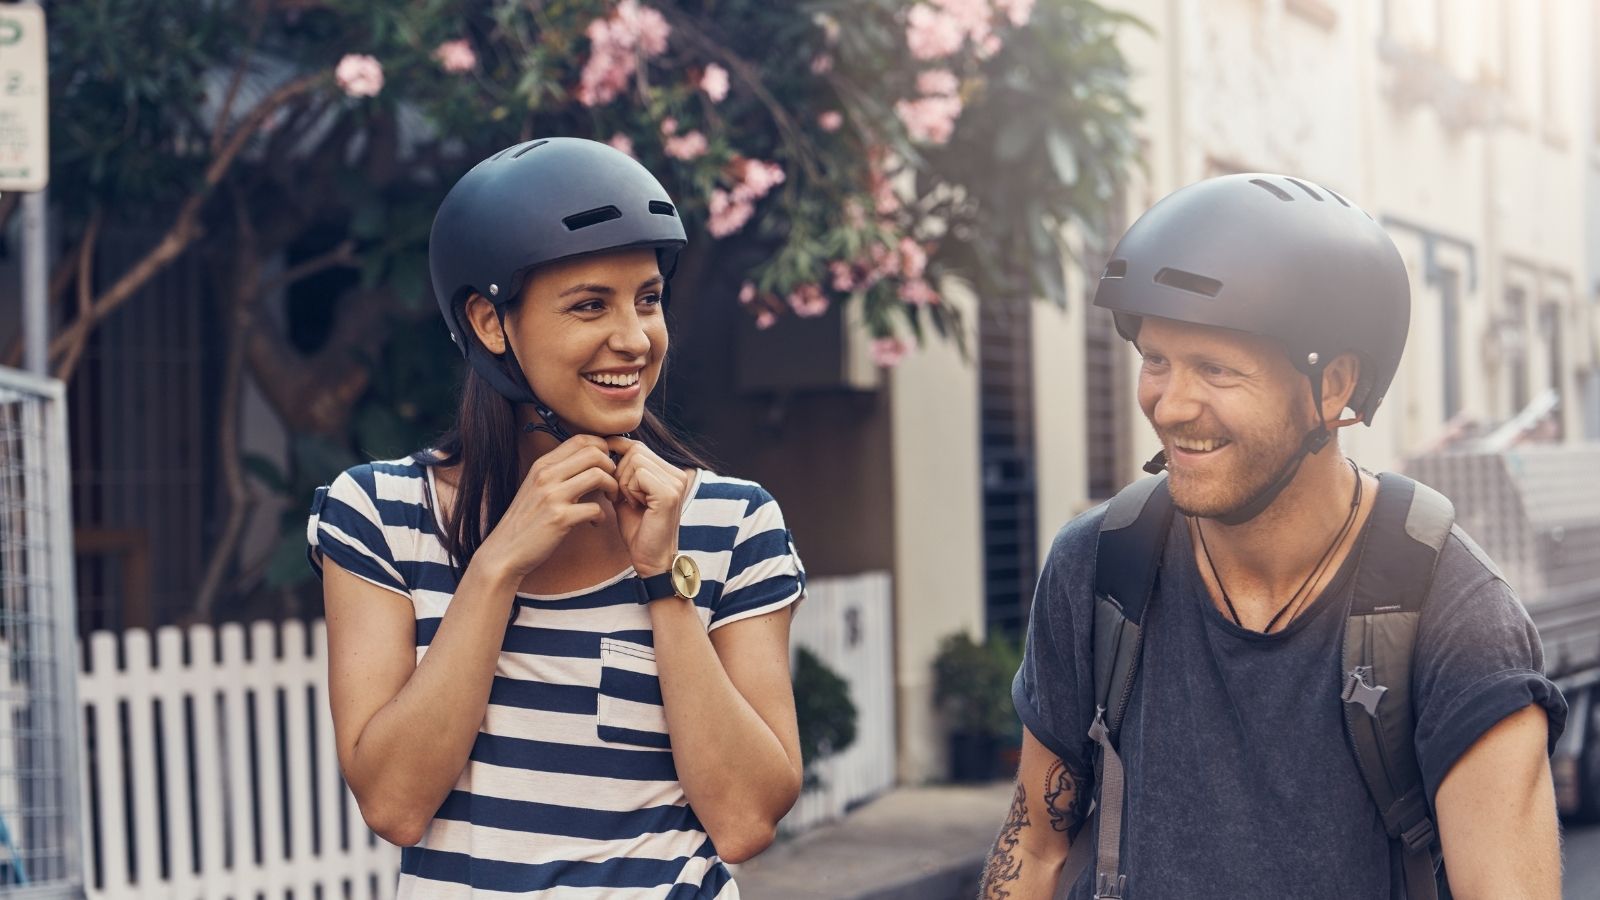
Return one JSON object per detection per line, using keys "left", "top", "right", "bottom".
{"left": 1092, "top": 473, "right": 1173, "bottom": 732}
{"left": 1342, "top": 472, "right": 1454, "bottom": 900}
{"left": 1062, "top": 475, "right": 1173, "bottom": 900}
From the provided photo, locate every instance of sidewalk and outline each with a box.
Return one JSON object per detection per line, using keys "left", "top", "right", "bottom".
{"left": 732, "top": 782, "right": 1015, "bottom": 900}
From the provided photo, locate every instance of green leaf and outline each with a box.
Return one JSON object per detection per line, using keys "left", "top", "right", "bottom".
{"left": 1045, "top": 128, "right": 1079, "bottom": 186}
{"left": 241, "top": 453, "right": 290, "bottom": 495}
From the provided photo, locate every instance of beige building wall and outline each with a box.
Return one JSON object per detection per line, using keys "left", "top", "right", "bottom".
{"left": 889, "top": 281, "right": 986, "bottom": 784}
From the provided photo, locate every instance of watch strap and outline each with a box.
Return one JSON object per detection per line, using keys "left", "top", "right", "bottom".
{"left": 637, "top": 570, "right": 677, "bottom": 604}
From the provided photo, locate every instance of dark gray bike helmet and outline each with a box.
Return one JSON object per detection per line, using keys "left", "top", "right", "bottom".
{"left": 1093, "top": 173, "right": 1411, "bottom": 523}
{"left": 429, "top": 137, "right": 688, "bottom": 412}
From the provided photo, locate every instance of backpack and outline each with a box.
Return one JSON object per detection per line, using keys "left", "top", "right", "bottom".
{"left": 1056, "top": 471, "right": 1455, "bottom": 900}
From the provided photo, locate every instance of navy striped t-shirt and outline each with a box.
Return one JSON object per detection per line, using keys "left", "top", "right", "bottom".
{"left": 307, "top": 455, "right": 806, "bottom": 898}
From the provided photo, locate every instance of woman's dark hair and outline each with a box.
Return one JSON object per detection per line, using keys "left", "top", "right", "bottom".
{"left": 417, "top": 295, "right": 713, "bottom": 580}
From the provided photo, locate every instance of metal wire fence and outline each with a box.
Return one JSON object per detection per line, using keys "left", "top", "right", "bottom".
{"left": 0, "top": 365, "right": 85, "bottom": 897}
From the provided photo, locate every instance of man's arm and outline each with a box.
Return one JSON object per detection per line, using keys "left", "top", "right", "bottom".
{"left": 979, "top": 725, "right": 1089, "bottom": 899}
{"left": 1433, "top": 704, "right": 1560, "bottom": 900}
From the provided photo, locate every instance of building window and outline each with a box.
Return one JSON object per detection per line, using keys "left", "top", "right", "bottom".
{"left": 1440, "top": 268, "right": 1463, "bottom": 420}
{"left": 1505, "top": 286, "right": 1529, "bottom": 412}
{"left": 979, "top": 292, "right": 1036, "bottom": 640}
{"left": 1540, "top": 301, "right": 1564, "bottom": 421}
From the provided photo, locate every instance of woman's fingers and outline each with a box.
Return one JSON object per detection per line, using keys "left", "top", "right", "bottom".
{"left": 533, "top": 443, "right": 615, "bottom": 487}
{"left": 554, "top": 466, "right": 620, "bottom": 505}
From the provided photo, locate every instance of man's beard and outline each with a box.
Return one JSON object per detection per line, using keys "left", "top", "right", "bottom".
{"left": 1162, "top": 414, "right": 1311, "bottom": 521}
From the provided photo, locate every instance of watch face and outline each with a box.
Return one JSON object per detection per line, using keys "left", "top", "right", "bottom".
{"left": 671, "top": 554, "right": 702, "bottom": 599}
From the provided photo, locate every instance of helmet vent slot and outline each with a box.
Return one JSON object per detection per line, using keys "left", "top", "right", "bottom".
{"left": 1249, "top": 179, "right": 1295, "bottom": 201}
{"left": 511, "top": 140, "right": 549, "bottom": 159}
{"left": 562, "top": 206, "right": 623, "bottom": 230}
{"left": 1103, "top": 259, "right": 1127, "bottom": 278}
{"left": 1326, "top": 189, "right": 1352, "bottom": 208}
{"left": 649, "top": 201, "right": 678, "bottom": 217}
{"left": 1285, "top": 178, "right": 1323, "bottom": 201}
{"left": 1154, "top": 267, "right": 1222, "bottom": 298}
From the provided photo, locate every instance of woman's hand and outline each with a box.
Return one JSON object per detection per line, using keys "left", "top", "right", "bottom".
{"left": 477, "top": 435, "right": 619, "bottom": 579}
{"left": 606, "top": 436, "right": 692, "bottom": 577}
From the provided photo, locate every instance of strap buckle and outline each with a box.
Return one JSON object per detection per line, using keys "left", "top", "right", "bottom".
{"left": 1400, "top": 816, "right": 1437, "bottom": 855}
{"left": 1341, "top": 665, "right": 1388, "bottom": 717}
{"left": 1094, "top": 872, "right": 1127, "bottom": 899}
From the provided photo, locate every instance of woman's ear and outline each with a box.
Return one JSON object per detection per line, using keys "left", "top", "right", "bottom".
{"left": 463, "top": 293, "right": 505, "bottom": 355}
{"left": 1319, "top": 351, "right": 1362, "bottom": 423}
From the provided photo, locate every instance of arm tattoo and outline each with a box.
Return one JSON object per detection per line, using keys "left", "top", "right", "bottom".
{"left": 1043, "top": 759, "right": 1089, "bottom": 839}
{"left": 978, "top": 783, "right": 1029, "bottom": 899}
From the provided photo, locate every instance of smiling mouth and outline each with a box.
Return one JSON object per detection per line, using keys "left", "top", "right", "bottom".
{"left": 1171, "top": 437, "right": 1231, "bottom": 454}
{"left": 583, "top": 371, "right": 641, "bottom": 388}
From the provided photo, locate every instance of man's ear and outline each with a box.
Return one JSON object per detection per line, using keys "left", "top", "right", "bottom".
{"left": 462, "top": 293, "right": 505, "bottom": 355}
{"left": 1319, "top": 351, "right": 1362, "bottom": 423}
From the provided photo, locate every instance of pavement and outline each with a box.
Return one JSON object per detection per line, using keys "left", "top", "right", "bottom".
{"left": 731, "top": 782, "right": 1016, "bottom": 900}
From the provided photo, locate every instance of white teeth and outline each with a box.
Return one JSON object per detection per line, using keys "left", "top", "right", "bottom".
{"left": 585, "top": 372, "right": 640, "bottom": 388}
{"left": 1175, "top": 438, "right": 1227, "bottom": 453}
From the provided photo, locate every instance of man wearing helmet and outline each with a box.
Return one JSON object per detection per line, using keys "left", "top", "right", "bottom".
{"left": 981, "top": 175, "right": 1566, "bottom": 898}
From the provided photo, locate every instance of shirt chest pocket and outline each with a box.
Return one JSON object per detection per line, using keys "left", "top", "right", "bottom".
{"left": 597, "top": 637, "right": 671, "bottom": 749}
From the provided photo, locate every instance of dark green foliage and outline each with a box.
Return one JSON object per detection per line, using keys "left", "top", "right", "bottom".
{"left": 793, "top": 646, "right": 858, "bottom": 790}
{"left": 932, "top": 631, "right": 1023, "bottom": 740}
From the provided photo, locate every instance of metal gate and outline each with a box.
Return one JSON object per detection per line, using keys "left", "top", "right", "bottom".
{"left": 0, "top": 365, "right": 85, "bottom": 896}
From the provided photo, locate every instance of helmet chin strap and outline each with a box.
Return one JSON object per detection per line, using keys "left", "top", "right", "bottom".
{"left": 1143, "top": 371, "right": 1334, "bottom": 527}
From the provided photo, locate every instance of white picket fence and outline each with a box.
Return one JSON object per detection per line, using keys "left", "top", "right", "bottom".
{"left": 784, "top": 571, "right": 898, "bottom": 833}
{"left": 72, "top": 573, "right": 897, "bottom": 898}
{"left": 77, "top": 621, "right": 398, "bottom": 900}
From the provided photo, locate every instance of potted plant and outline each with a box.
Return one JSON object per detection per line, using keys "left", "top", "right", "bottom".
{"left": 933, "top": 631, "right": 1023, "bottom": 782}
{"left": 793, "top": 647, "right": 858, "bottom": 791}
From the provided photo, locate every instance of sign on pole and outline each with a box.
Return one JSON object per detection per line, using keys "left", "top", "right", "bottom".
{"left": 0, "top": 4, "right": 47, "bottom": 192}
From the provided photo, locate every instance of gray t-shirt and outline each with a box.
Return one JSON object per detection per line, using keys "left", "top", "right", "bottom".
{"left": 1013, "top": 493, "right": 1568, "bottom": 899}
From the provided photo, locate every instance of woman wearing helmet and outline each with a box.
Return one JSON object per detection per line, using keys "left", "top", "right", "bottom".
{"left": 307, "top": 138, "right": 805, "bottom": 898}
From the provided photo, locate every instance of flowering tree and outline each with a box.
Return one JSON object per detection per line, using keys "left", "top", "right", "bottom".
{"left": 29, "top": 0, "right": 1138, "bottom": 615}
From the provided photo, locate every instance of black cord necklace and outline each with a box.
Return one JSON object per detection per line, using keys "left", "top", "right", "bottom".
{"left": 1196, "top": 458, "right": 1363, "bottom": 633}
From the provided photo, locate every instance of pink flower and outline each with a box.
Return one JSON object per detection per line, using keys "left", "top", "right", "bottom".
{"left": 608, "top": 133, "right": 635, "bottom": 156}
{"left": 870, "top": 167, "right": 901, "bottom": 216}
{"left": 576, "top": 1, "right": 671, "bottom": 107}
{"left": 708, "top": 189, "right": 755, "bottom": 237}
{"left": 700, "top": 63, "right": 730, "bottom": 102}
{"left": 918, "top": 69, "right": 960, "bottom": 97}
{"left": 993, "top": 0, "right": 1036, "bottom": 27}
{"left": 787, "top": 283, "right": 830, "bottom": 318}
{"left": 829, "top": 260, "right": 858, "bottom": 292}
{"left": 899, "top": 277, "right": 941, "bottom": 306}
{"left": 434, "top": 39, "right": 477, "bottom": 74}
{"left": 867, "top": 242, "right": 902, "bottom": 281}
{"left": 738, "top": 281, "right": 757, "bottom": 304}
{"left": 664, "top": 130, "right": 709, "bottom": 160}
{"left": 977, "top": 34, "right": 1003, "bottom": 59}
{"left": 898, "top": 238, "right": 929, "bottom": 279}
{"left": 335, "top": 54, "right": 384, "bottom": 98}
{"left": 615, "top": 0, "right": 671, "bottom": 56}
{"left": 895, "top": 94, "right": 963, "bottom": 144}
{"left": 810, "top": 54, "right": 835, "bottom": 75}
{"left": 814, "top": 12, "right": 842, "bottom": 44}
{"left": 871, "top": 336, "right": 912, "bottom": 367}
{"left": 660, "top": 116, "right": 678, "bottom": 136}
{"left": 906, "top": 5, "right": 964, "bottom": 60}
{"left": 756, "top": 310, "right": 778, "bottom": 330}
{"left": 818, "top": 110, "right": 844, "bottom": 132}
{"left": 736, "top": 159, "right": 787, "bottom": 200}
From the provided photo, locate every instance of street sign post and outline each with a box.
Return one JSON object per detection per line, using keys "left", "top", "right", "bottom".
{"left": 0, "top": 3, "right": 47, "bottom": 192}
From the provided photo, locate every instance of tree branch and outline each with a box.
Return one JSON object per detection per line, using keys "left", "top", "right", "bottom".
{"left": 211, "top": 0, "right": 271, "bottom": 152}
{"left": 260, "top": 240, "right": 357, "bottom": 294}
{"left": 193, "top": 197, "right": 262, "bottom": 619}
{"left": 45, "top": 209, "right": 105, "bottom": 381}
{"left": 49, "top": 72, "right": 324, "bottom": 382}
